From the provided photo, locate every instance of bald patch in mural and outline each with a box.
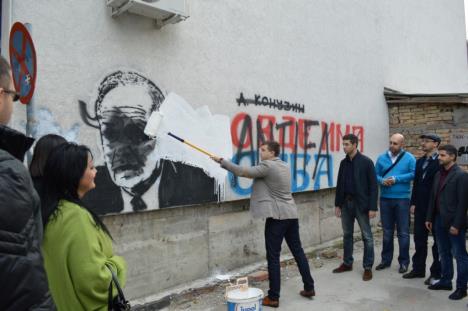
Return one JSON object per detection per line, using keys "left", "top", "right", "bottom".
{"left": 79, "top": 70, "right": 218, "bottom": 214}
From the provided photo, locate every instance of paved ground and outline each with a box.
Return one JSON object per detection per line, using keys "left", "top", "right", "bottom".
{"left": 138, "top": 233, "right": 467, "bottom": 311}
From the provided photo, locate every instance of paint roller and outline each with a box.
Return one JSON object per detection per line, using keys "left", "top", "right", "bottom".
{"left": 144, "top": 111, "right": 216, "bottom": 158}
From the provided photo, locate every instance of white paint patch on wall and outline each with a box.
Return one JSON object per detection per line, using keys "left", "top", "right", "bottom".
{"left": 152, "top": 92, "right": 231, "bottom": 198}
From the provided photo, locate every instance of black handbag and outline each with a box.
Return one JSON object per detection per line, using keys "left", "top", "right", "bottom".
{"left": 106, "top": 264, "right": 131, "bottom": 311}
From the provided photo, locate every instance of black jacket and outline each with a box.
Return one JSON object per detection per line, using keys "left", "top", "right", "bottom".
{"left": 410, "top": 154, "right": 440, "bottom": 214}
{"left": 335, "top": 151, "right": 378, "bottom": 212}
{"left": 0, "top": 125, "right": 55, "bottom": 311}
{"left": 426, "top": 164, "right": 468, "bottom": 230}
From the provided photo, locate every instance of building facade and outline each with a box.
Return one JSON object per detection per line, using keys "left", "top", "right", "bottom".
{"left": 1, "top": 0, "right": 467, "bottom": 300}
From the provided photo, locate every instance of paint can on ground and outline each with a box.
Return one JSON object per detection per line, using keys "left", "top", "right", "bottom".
{"left": 225, "top": 277, "right": 263, "bottom": 311}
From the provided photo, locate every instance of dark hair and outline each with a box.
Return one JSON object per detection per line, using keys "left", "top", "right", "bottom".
{"left": 29, "top": 134, "right": 67, "bottom": 177}
{"left": 342, "top": 134, "right": 359, "bottom": 147}
{"left": 42, "top": 142, "right": 112, "bottom": 238}
{"left": 439, "top": 144, "right": 458, "bottom": 161}
{"left": 0, "top": 56, "right": 11, "bottom": 89}
{"left": 261, "top": 141, "right": 280, "bottom": 157}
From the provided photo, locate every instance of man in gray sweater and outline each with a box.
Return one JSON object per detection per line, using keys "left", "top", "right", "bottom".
{"left": 212, "top": 141, "right": 314, "bottom": 308}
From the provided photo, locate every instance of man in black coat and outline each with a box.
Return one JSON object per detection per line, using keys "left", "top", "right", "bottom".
{"left": 425, "top": 145, "right": 468, "bottom": 301}
{"left": 333, "top": 134, "right": 378, "bottom": 281}
{"left": 403, "top": 134, "right": 441, "bottom": 285}
{"left": 0, "top": 56, "right": 55, "bottom": 310}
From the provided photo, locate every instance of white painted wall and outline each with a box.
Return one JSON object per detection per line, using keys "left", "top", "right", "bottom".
{"left": 3, "top": 0, "right": 467, "bottom": 210}
{"left": 381, "top": 0, "right": 468, "bottom": 93}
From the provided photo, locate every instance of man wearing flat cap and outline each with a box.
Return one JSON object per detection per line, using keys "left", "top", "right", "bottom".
{"left": 403, "top": 134, "right": 441, "bottom": 285}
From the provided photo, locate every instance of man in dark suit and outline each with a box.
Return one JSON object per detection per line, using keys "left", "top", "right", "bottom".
{"left": 425, "top": 144, "right": 468, "bottom": 300}
{"left": 403, "top": 134, "right": 441, "bottom": 285}
{"left": 333, "top": 134, "right": 378, "bottom": 281}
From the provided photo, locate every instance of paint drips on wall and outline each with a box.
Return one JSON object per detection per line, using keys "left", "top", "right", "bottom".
{"left": 150, "top": 92, "right": 232, "bottom": 200}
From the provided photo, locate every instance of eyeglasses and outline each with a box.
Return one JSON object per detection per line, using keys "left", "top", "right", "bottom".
{"left": 3, "top": 89, "right": 20, "bottom": 102}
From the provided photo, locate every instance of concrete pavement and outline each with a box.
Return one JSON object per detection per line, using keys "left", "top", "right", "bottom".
{"left": 170, "top": 235, "right": 467, "bottom": 311}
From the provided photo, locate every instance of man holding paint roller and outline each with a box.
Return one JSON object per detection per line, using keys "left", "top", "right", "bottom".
{"left": 212, "top": 141, "right": 315, "bottom": 308}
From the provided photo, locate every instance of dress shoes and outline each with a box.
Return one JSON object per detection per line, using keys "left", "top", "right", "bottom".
{"left": 332, "top": 263, "right": 352, "bottom": 273}
{"left": 300, "top": 289, "right": 316, "bottom": 298}
{"left": 398, "top": 265, "right": 408, "bottom": 274}
{"left": 448, "top": 288, "right": 467, "bottom": 300}
{"left": 428, "top": 282, "right": 453, "bottom": 291}
{"left": 362, "top": 269, "right": 372, "bottom": 281}
{"left": 402, "top": 270, "right": 425, "bottom": 279}
{"left": 375, "top": 263, "right": 390, "bottom": 271}
{"left": 262, "top": 296, "right": 279, "bottom": 308}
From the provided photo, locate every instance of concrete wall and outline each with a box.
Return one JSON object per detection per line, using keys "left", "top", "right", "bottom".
{"left": 104, "top": 189, "right": 335, "bottom": 299}
{"left": 1, "top": 0, "right": 468, "bottom": 300}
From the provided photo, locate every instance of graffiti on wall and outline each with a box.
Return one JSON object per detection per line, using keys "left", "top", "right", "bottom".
{"left": 79, "top": 70, "right": 222, "bottom": 215}
{"left": 236, "top": 92, "right": 305, "bottom": 113}
{"left": 229, "top": 109, "right": 364, "bottom": 195}
{"left": 23, "top": 107, "right": 80, "bottom": 142}
{"left": 76, "top": 75, "right": 365, "bottom": 213}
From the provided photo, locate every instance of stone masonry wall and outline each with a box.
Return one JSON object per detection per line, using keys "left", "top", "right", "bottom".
{"left": 388, "top": 101, "right": 468, "bottom": 170}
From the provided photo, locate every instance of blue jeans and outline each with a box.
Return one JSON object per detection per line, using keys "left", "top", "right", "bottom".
{"left": 341, "top": 199, "right": 374, "bottom": 269}
{"left": 434, "top": 215, "right": 468, "bottom": 289}
{"left": 380, "top": 198, "right": 410, "bottom": 266}
{"left": 265, "top": 218, "right": 314, "bottom": 299}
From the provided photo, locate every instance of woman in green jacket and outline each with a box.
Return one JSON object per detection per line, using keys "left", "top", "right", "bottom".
{"left": 41, "top": 142, "right": 127, "bottom": 311}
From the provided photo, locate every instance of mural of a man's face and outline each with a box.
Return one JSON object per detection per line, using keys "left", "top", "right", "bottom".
{"left": 98, "top": 85, "right": 157, "bottom": 189}
{"left": 77, "top": 71, "right": 165, "bottom": 192}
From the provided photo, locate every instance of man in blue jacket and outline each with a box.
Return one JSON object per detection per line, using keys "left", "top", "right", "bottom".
{"left": 375, "top": 133, "right": 416, "bottom": 273}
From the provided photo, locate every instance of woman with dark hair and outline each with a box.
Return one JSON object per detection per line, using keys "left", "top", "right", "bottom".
{"left": 41, "top": 142, "right": 127, "bottom": 311}
{"left": 29, "top": 134, "right": 67, "bottom": 227}
{"left": 30, "top": 134, "right": 67, "bottom": 178}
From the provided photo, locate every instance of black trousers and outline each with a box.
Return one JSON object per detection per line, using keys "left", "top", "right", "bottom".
{"left": 265, "top": 218, "right": 315, "bottom": 299}
{"left": 412, "top": 210, "right": 441, "bottom": 278}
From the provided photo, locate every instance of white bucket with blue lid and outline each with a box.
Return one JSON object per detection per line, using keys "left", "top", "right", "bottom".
{"left": 225, "top": 277, "right": 264, "bottom": 311}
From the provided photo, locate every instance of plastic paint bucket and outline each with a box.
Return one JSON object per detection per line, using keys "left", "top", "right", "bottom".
{"left": 226, "top": 287, "right": 263, "bottom": 311}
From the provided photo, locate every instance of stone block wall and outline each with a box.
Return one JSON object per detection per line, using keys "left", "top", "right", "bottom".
{"left": 388, "top": 100, "right": 468, "bottom": 170}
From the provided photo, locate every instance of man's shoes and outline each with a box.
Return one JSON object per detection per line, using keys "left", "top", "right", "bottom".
{"left": 375, "top": 263, "right": 390, "bottom": 271}
{"left": 398, "top": 265, "right": 408, "bottom": 274}
{"left": 424, "top": 276, "right": 440, "bottom": 285}
{"left": 300, "top": 289, "right": 316, "bottom": 298}
{"left": 332, "top": 263, "right": 352, "bottom": 273}
{"left": 362, "top": 269, "right": 372, "bottom": 281}
{"left": 428, "top": 282, "right": 453, "bottom": 291}
{"left": 402, "top": 270, "right": 425, "bottom": 279}
{"left": 262, "top": 296, "right": 279, "bottom": 308}
{"left": 448, "top": 288, "right": 467, "bottom": 300}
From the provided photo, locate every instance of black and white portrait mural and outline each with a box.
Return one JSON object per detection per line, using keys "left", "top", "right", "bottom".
{"left": 79, "top": 70, "right": 220, "bottom": 214}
